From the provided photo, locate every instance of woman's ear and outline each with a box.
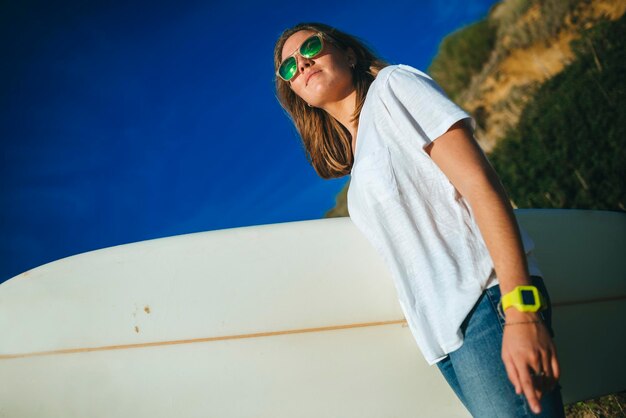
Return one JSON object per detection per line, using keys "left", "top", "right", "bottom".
{"left": 347, "top": 47, "right": 357, "bottom": 66}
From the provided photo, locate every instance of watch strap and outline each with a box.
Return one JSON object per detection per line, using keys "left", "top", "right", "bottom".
{"left": 501, "top": 284, "right": 547, "bottom": 312}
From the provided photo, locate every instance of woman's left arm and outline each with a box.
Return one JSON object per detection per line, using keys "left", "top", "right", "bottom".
{"left": 425, "top": 119, "right": 560, "bottom": 415}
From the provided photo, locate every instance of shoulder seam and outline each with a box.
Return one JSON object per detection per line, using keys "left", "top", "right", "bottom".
{"left": 380, "top": 65, "right": 403, "bottom": 92}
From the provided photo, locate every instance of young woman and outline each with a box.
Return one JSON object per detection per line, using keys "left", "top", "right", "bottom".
{"left": 273, "top": 22, "right": 566, "bottom": 417}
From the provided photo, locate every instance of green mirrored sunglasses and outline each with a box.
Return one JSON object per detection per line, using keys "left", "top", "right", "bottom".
{"left": 277, "top": 33, "right": 326, "bottom": 82}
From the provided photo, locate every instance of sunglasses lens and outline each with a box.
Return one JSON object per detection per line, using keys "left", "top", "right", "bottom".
{"left": 278, "top": 56, "right": 297, "bottom": 81}
{"left": 300, "top": 35, "right": 323, "bottom": 58}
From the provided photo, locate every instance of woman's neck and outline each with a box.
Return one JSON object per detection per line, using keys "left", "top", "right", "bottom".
{"left": 322, "top": 89, "right": 359, "bottom": 141}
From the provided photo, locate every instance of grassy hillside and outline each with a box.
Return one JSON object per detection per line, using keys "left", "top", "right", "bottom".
{"left": 490, "top": 13, "right": 625, "bottom": 211}
{"left": 434, "top": 0, "right": 625, "bottom": 151}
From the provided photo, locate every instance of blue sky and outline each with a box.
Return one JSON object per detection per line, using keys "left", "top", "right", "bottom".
{"left": 1, "top": 0, "right": 500, "bottom": 282}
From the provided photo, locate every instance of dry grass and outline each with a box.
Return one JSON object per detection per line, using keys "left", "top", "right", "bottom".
{"left": 457, "top": 0, "right": 626, "bottom": 152}
{"left": 565, "top": 390, "right": 626, "bottom": 417}
{"left": 462, "top": 28, "right": 578, "bottom": 151}
{"left": 583, "top": 0, "right": 626, "bottom": 23}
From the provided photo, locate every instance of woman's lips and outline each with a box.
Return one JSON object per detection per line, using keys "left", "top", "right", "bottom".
{"left": 306, "top": 70, "right": 321, "bottom": 85}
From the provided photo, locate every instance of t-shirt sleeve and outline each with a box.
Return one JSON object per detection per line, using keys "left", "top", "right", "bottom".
{"left": 380, "top": 66, "right": 476, "bottom": 150}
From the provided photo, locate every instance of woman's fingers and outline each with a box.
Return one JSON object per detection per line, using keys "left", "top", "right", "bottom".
{"left": 532, "top": 363, "right": 545, "bottom": 400}
{"left": 505, "top": 347, "right": 543, "bottom": 414}
{"left": 502, "top": 353, "right": 521, "bottom": 394}
{"left": 548, "top": 346, "right": 561, "bottom": 392}
{"left": 503, "top": 333, "right": 543, "bottom": 414}
{"left": 517, "top": 358, "right": 543, "bottom": 414}
{"left": 551, "top": 346, "right": 561, "bottom": 381}
{"left": 540, "top": 350, "right": 552, "bottom": 392}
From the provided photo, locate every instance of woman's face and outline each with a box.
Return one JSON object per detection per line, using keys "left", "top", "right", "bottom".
{"left": 280, "top": 30, "right": 356, "bottom": 109}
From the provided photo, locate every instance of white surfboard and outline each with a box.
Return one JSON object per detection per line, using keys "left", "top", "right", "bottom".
{"left": 0, "top": 209, "right": 624, "bottom": 418}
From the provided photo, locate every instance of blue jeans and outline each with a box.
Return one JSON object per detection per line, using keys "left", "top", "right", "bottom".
{"left": 436, "top": 275, "right": 566, "bottom": 417}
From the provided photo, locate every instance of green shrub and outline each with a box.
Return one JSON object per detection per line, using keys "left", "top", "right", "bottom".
{"left": 429, "top": 18, "right": 497, "bottom": 100}
{"left": 489, "top": 14, "right": 626, "bottom": 211}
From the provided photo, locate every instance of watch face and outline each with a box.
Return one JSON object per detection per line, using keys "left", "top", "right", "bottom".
{"left": 521, "top": 289, "right": 536, "bottom": 305}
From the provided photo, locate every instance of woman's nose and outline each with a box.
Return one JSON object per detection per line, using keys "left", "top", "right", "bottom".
{"left": 296, "top": 55, "right": 313, "bottom": 74}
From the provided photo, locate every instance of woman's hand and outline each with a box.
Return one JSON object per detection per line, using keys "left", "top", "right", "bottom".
{"left": 501, "top": 311, "right": 561, "bottom": 415}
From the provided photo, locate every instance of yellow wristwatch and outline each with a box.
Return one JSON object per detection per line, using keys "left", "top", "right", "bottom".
{"left": 501, "top": 285, "right": 547, "bottom": 313}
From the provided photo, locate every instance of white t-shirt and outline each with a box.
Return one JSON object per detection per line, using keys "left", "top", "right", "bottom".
{"left": 347, "top": 64, "right": 543, "bottom": 366}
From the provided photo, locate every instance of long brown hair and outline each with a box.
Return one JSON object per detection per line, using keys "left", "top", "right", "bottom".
{"left": 273, "top": 23, "right": 390, "bottom": 179}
